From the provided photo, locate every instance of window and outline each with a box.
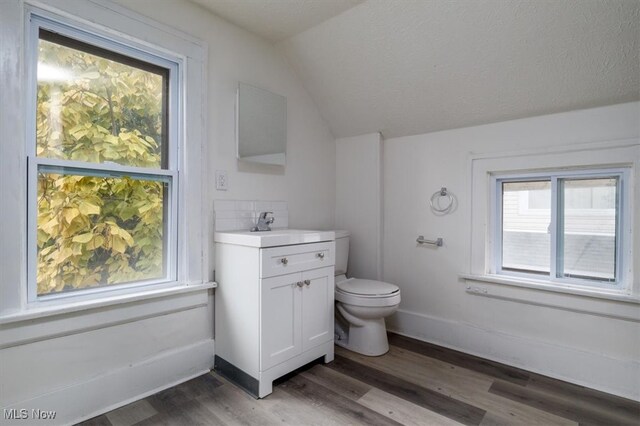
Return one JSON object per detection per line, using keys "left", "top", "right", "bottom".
{"left": 28, "top": 17, "right": 179, "bottom": 300}
{"left": 495, "top": 169, "right": 628, "bottom": 288}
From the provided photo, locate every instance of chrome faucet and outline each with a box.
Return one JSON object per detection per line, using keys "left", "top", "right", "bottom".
{"left": 251, "top": 211, "right": 275, "bottom": 232}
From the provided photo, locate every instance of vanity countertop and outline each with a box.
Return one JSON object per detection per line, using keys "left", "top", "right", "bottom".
{"left": 214, "top": 229, "right": 335, "bottom": 248}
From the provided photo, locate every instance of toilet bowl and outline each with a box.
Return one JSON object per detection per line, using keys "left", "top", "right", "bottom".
{"left": 333, "top": 231, "right": 401, "bottom": 356}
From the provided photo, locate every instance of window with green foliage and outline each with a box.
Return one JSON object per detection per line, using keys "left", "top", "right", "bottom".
{"left": 31, "top": 25, "right": 178, "bottom": 298}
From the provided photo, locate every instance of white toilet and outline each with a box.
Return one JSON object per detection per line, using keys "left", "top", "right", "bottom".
{"left": 334, "top": 230, "right": 401, "bottom": 356}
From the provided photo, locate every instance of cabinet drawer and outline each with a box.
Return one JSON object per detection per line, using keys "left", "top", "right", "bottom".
{"left": 260, "top": 242, "right": 334, "bottom": 278}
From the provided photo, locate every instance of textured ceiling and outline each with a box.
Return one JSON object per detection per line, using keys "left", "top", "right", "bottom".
{"left": 279, "top": 0, "right": 640, "bottom": 139}
{"left": 189, "top": 0, "right": 364, "bottom": 42}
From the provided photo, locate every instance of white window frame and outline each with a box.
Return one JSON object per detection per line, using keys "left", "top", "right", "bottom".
{"left": 26, "top": 12, "right": 182, "bottom": 303}
{"left": 492, "top": 167, "right": 630, "bottom": 290}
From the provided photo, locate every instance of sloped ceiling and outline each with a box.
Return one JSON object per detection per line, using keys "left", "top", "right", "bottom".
{"left": 279, "top": 0, "right": 640, "bottom": 139}
{"left": 190, "top": 0, "right": 364, "bottom": 42}
{"left": 192, "top": 0, "right": 639, "bottom": 139}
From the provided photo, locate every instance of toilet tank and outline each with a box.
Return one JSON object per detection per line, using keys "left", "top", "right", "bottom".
{"left": 334, "top": 230, "right": 350, "bottom": 276}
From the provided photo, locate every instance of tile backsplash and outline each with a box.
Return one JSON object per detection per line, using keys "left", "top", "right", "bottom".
{"left": 214, "top": 200, "right": 288, "bottom": 232}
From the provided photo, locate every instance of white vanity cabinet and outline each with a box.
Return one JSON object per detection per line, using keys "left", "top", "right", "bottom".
{"left": 214, "top": 232, "right": 335, "bottom": 398}
{"left": 261, "top": 266, "right": 334, "bottom": 370}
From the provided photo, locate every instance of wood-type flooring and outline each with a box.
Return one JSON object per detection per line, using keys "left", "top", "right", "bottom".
{"left": 80, "top": 333, "right": 640, "bottom": 426}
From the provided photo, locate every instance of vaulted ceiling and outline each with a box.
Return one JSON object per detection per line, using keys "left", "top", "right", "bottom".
{"left": 194, "top": 0, "right": 640, "bottom": 139}
{"left": 190, "top": 0, "right": 364, "bottom": 42}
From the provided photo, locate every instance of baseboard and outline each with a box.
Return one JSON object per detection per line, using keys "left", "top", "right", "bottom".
{"left": 3, "top": 339, "right": 215, "bottom": 425}
{"left": 387, "top": 309, "right": 640, "bottom": 401}
{"left": 214, "top": 355, "right": 259, "bottom": 398}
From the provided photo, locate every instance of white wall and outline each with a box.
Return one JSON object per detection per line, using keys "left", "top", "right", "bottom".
{"left": 382, "top": 102, "right": 640, "bottom": 400}
{"left": 0, "top": 0, "right": 335, "bottom": 424}
{"left": 115, "top": 0, "right": 336, "bottom": 279}
{"left": 335, "top": 133, "right": 383, "bottom": 280}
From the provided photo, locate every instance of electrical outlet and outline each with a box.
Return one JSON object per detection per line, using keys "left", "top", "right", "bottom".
{"left": 215, "top": 170, "right": 228, "bottom": 191}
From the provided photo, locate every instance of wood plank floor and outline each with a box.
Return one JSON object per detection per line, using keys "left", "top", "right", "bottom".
{"left": 79, "top": 333, "right": 640, "bottom": 426}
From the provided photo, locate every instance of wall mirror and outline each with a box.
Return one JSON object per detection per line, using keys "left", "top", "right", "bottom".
{"left": 237, "top": 83, "right": 287, "bottom": 166}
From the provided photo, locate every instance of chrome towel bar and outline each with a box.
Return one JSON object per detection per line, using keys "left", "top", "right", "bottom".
{"left": 416, "top": 235, "right": 443, "bottom": 247}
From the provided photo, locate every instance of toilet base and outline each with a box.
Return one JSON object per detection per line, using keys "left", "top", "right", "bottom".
{"left": 335, "top": 317, "right": 389, "bottom": 356}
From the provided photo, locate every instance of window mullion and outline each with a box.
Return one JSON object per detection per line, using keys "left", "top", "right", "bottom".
{"left": 614, "top": 175, "right": 623, "bottom": 284}
{"left": 494, "top": 177, "right": 503, "bottom": 275}
{"left": 32, "top": 157, "right": 175, "bottom": 177}
{"left": 550, "top": 176, "right": 559, "bottom": 281}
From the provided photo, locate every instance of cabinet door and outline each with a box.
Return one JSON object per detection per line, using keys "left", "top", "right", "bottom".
{"left": 260, "top": 272, "right": 302, "bottom": 370}
{"left": 301, "top": 267, "right": 334, "bottom": 352}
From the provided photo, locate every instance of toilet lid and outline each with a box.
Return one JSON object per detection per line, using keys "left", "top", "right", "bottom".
{"left": 336, "top": 278, "right": 399, "bottom": 296}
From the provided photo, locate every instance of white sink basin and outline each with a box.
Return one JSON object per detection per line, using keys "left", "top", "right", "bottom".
{"left": 214, "top": 229, "right": 335, "bottom": 248}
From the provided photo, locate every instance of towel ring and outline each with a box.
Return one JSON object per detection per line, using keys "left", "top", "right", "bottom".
{"left": 429, "top": 187, "right": 453, "bottom": 213}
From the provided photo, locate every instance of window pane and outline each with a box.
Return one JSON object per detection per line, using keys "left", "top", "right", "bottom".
{"left": 36, "top": 166, "right": 168, "bottom": 296}
{"left": 528, "top": 189, "right": 551, "bottom": 209}
{"left": 37, "top": 30, "right": 167, "bottom": 168}
{"left": 502, "top": 181, "right": 551, "bottom": 274}
{"left": 559, "top": 178, "right": 617, "bottom": 281}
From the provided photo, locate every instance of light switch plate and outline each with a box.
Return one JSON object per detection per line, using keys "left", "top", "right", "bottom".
{"left": 215, "top": 170, "right": 228, "bottom": 191}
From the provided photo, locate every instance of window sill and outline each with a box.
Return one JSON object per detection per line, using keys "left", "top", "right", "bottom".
{"left": 460, "top": 274, "right": 639, "bottom": 322}
{"left": 0, "top": 282, "right": 217, "bottom": 326}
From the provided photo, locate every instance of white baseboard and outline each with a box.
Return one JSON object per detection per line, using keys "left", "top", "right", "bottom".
{"left": 3, "top": 339, "right": 215, "bottom": 426}
{"left": 387, "top": 309, "right": 640, "bottom": 401}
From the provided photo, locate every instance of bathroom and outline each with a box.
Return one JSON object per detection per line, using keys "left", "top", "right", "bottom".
{"left": 0, "top": 0, "right": 638, "bottom": 425}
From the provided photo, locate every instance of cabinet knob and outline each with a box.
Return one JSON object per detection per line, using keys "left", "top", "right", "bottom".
{"left": 316, "top": 252, "right": 325, "bottom": 260}
{"left": 304, "top": 279, "right": 311, "bottom": 286}
{"left": 280, "top": 257, "right": 288, "bottom": 265}
{"left": 296, "top": 281, "right": 304, "bottom": 287}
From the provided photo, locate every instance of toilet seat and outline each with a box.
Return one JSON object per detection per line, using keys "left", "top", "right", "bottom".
{"left": 336, "top": 278, "right": 399, "bottom": 297}
{"left": 335, "top": 278, "right": 401, "bottom": 307}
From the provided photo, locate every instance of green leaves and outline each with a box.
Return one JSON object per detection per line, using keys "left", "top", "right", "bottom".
{"left": 62, "top": 207, "right": 80, "bottom": 224}
{"left": 86, "top": 235, "right": 105, "bottom": 251}
{"left": 111, "top": 235, "right": 127, "bottom": 254}
{"left": 36, "top": 40, "right": 164, "bottom": 169}
{"left": 78, "top": 201, "right": 100, "bottom": 216}
{"left": 80, "top": 71, "right": 100, "bottom": 80}
{"left": 72, "top": 232, "right": 94, "bottom": 243}
{"left": 35, "top": 39, "right": 166, "bottom": 296}
{"left": 37, "top": 173, "right": 165, "bottom": 294}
